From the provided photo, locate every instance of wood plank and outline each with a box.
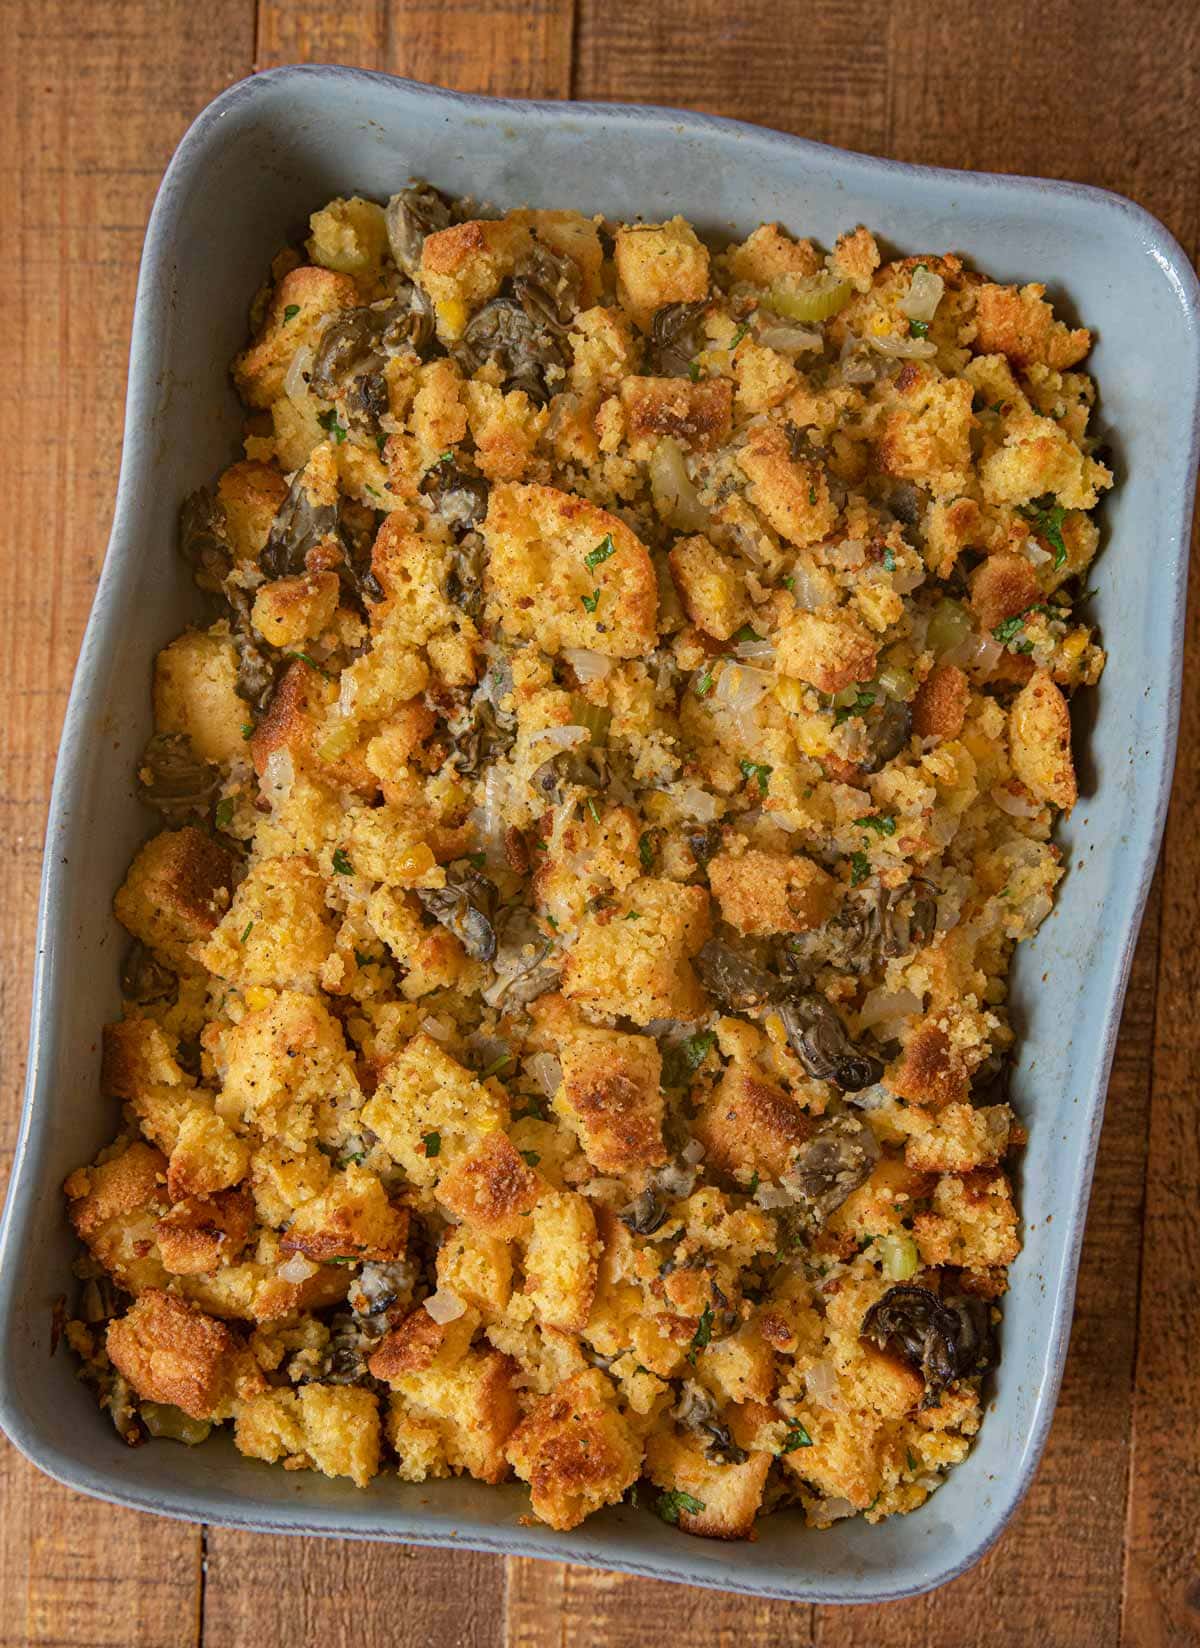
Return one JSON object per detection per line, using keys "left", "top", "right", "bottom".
{"left": 256, "top": 0, "right": 575, "bottom": 98}
{"left": 202, "top": 7, "right": 576, "bottom": 1645}
{"left": 0, "top": 0, "right": 255, "bottom": 1644}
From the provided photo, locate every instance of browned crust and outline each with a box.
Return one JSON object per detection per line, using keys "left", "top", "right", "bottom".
{"left": 707, "top": 848, "right": 840, "bottom": 936}
{"left": 436, "top": 1132, "right": 542, "bottom": 1238}
{"left": 106, "top": 1288, "right": 264, "bottom": 1420}
{"left": 911, "top": 664, "right": 969, "bottom": 741}
{"left": 694, "top": 1067, "right": 816, "bottom": 1179}
{"left": 885, "top": 1021, "right": 970, "bottom": 1110}
{"left": 619, "top": 376, "right": 733, "bottom": 453}
{"left": 970, "top": 552, "right": 1040, "bottom": 632}
{"left": 65, "top": 1142, "right": 168, "bottom": 1242}
{"left": 155, "top": 1188, "right": 255, "bottom": 1275}
{"left": 367, "top": 1306, "right": 451, "bottom": 1381}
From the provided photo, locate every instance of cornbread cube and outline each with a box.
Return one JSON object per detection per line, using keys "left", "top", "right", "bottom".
{"left": 978, "top": 416, "right": 1111, "bottom": 511}
{"left": 556, "top": 1027, "right": 667, "bottom": 1175}
{"left": 360, "top": 1033, "right": 508, "bottom": 1186}
{"left": 522, "top": 1189, "right": 600, "bottom": 1333}
{"left": 708, "top": 848, "right": 840, "bottom": 936}
{"left": 372, "top": 1314, "right": 519, "bottom": 1485}
{"left": 725, "top": 223, "right": 820, "bottom": 286}
{"left": 247, "top": 1138, "right": 332, "bottom": 1228}
{"left": 367, "top": 1304, "right": 478, "bottom": 1383}
{"left": 775, "top": 608, "right": 879, "bottom": 695}
{"left": 216, "top": 459, "right": 288, "bottom": 566}
{"left": 153, "top": 625, "right": 248, "bottom": 764}
{"left": 667, "top": 535, "right": 750, "bottom": 642}
{"left": 505, "top": 1369, "right": 642, "bottom": 1529}
{"left": 251, "top": 571, "right": 341, "bottom": 649}
{"left": 643, "top": 1423, "right": 771, "bottom": 1540}
{"left": 216, "top": 990, "right": 363, "bottom": 1155}
{"left": 234, "top": 1384, "right": 381, "bottom": 1486}
{"left": 562, "top": 878, "right": 710, "bottom": 1025}
{"left": 306, "top": 195, "right": 388, "bottom": 279}
{"left": 155, "top": 1187, "right": 256, "bottom": 1275}
{"left": 568, "top": 306, "right": 639, "bottom": 393}
{"left": 876, "top": 367, "right": 974, "bottom": 498}
{"left": 974, "top": 282, "right": 1091, "bottom": 370}
{"left": 410, "top": 358, "right": 469, "bottom": 458}
{"left": 886, "top": 1015, "right": 987, "bottom": 1111}
{"left": 614, "top": 218, "right": 710, "bottom": 332}
{"left": 344, "top": 805, "right": 443, "bottom": 887}
{"left": 619, "top": 376, "right": 733, "bottom": 458}
{"left": 912, "top": 664, "right": 968, "bottom": 741}
{"left": 1008, "top": 669, "right": 1077, "bottom": 811}
{"left": 829, "top": 224, "right": 881, "bottom": 293}
{"left": 179, "top": 1228, "right": 349, "bottom": 1325}
{"left": 167, "top": 1106, "right": 252, "bottom": 1201}
{"left": 735, "top": 424, "right": 839, "bottom": 548}
{"left": 914, "top": 1169, "right": 1020, "bottom": 1272}
{"left": 900, "top": 1101, "right": 1014, "bottom": 1174}
{"left": 856, "top": 1342, "right": 926, "bottom": 1421}
{"left": 693, "top": 1320, "right": 776, "bottom": 1406}
{"left": 114, "top": 827, "right": 233, "bottom": 969}
{"left": 280, "top": 1163, "right": 409, "bottom": 1262}
{"left": 102, "top": 1018, "right": 198, "bottom": 1154}
{"left": 969, "top": 552, "right": 1040, "bottom": 633}
{"left": 482, "top": 482, "right": 658, "bottom": 659}
{"left": 386, "top": 1404, "right": 453, "bottom": 1482}
{"left": 107, "top": 1289, "right": 265, "bottom": 1421}
{"left": 780, "top": 1402, "right": 885, "bottom": 1511}
{"left": 197, "top": 854, "right": 335, "bottom": 991}
{"left": 233, "top": 264, "right": 359, "bottom": 408}
{"left": 364, "top": 515, "right": 458, "bottom": 645}
{"left": 248, "top": 658, "right": 377, "bottom": 798}
{"left": 694, "top": 1065, "right": 815, "bottom": 1181}
{"left": 65, "top": 1141, "right": 170, "bottom": 1293}
{"left": 462, "top": 380, "right": 547, "bottom": 482}
{"left": 436, "top": 1227, "right": 513, "bottom": 1319}
{"left": 419, "top": 216, "right": 534, "bottom": 340}
{"left": 436, "top": 1131, "right": 543, "bottom": 1238}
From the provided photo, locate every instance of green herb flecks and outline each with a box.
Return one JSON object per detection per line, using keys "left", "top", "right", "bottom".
{"left": 581, "top": 589, "right": 600, "bottom": 613}
{"left": 282, "top": 304, "right": 301, "bottom": 322}
{"left": 215, "top": 797, "right": 235, "bottom": 830}
{"left": 240, "top": 920, "right": 255, "bottom": 944}
{"left": 585, "top": 533, "right": 616, "bottom": 570}
{"left": 854, "top": 813, "right": 896, "bottom": 838}
{"left": 1018, "top": 494, "right": 1068, "bottom": 569}
{"left": 687, "top": 1305, "right": 714, "bottom": 1363}
{"left": 728, "top": 322, "right": 751, "bottom": 350}
{"left": 739, "top": 757, "right": 772, "bottom": 795}
{"left": 422, "top": 1131, "right": 441, "bottom": 1158}
{"left": 850, "top": 850, "right": 870, "bottom": 887}
{"left": 521, "top": 1150, "right": 541, "bottom": 1167}
{"left": 662, "top": 1028, "right": 717, "bottom": 1089}
{"left": 656, "top": 1489, "right": 706, "bottom": 1525}
{"left": 285, "top": 650, "right": 331, "bottom": 678}
{"left": 780, "top": 1422, "right": 813, "bottom": 1453}
{"left": 834, "top": 688, "right": 876, "bottom": 725}
{"left": 316, "top": 407, "right": 348, "bottom": 445}
{"left": 909, "top": 319, "right": 929, "bottom": 338}
{"left": 331, "top": 849, "right": 354, "bottom": 875}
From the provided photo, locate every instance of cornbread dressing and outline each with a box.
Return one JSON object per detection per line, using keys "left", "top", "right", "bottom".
{"left": 62, "top": 182, "right": 1111, "bottom": 1538}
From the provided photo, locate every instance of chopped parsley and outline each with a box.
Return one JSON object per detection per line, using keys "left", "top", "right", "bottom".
{"left": 748, "top": 1170, "right": 760, "bottom": 1195}
{"left": 520, "top": 1150, "right": 541, "bottom": 1168}
{"left": 695, "top": 663, "right": 717, "bottom": 698}
{"left": 849, "top": 850, "right": 870, "bottom": 887}
{"left": 638, "top": 830, "right": 658, "bottom": 871}
{"left": 656, "top": 1489, "right": 706, "bottom": 1525}
{"left": 422, "top": 1131, "right": 441, "bottom": 1158}
{"left": 241, "top": 723, "right": 254, "bottom": 741}
{"left": 585, "top": 533, "right": 616, "bottom": 570}
{"left": 780, "top": 1422, "right": 813, "bottom": 1453}
{"left": 688, "top": 360, "right": 701, "bottom": 382}
{"left": 239, "top": 920, "right": 255, "bottom": 944}
{"left": 882, "top": 545, "right": 896, "bottom": 572}
{"left": 733, "top": 624, "right": 762, "bottom": 644}
{"left": 581, "top": 589, "right": 600, "bottom": 613}
{"left": 365, "top": 484, "right": 382, "bottom": 498}
{"left": 728, "top": 322, "right": 751, "bottom": 350}
{"left": 783, "top": 575, "right": 795, "bottom": 591}
{"left": 833, "top": 687, "right": 876, "bottom": 725}
{"left": 992, "top": 614, "right": 1026, "bottom": 644}
{"left": 480, "top": 1054, "right": 514, "bottom": 1079}
{"left": 282, "top": 304, "right": 301, "bottom": 322}
{"left": 808, "top": 484, "right": 818, "bottom": 505}
{"left": 214, "top": 797, "right": 235, "bottom": 830}
{"left": 1018, "top": 494, "right": 1068, "bottom": 569}
{"left": 437, "top": 449, "right": 453, "bottom": 464}
{"left": 624, "top": 909, "right": 641, "bottom": 921}
{"left": 687, "top": 1305, "right": 714, "bottom": 1363}
{"left": 353, "top": 949, "right": 374, "bottom": 967}
{"left": 909, "top": 319, "right": 929, "bottom": 338}
{"left": 906, "top": 1449, "right": 918, "bottom": 1472}
{"left": 545, "top": 914, "right": 559, "bottom": 930}
{"left": 375, "top": 432, "right": 388, "bottom": 455}
{"left": 586, "top": 797, "right": 602, "bottom": 825}
{"left": 285, "top": 650, "right": 331, "bottom": 678}
{"left": 331, "top": 849, "right": 354, "bottom": 875}
{"left": 316, "top": 407, "right": 348, "bottom": 445}
{"left": 662, "top": 1028, "right": 717, "bottom": 1089}
{"left": 466, "top": 851, "right": 487, "bottom": 868}
{"left": 854, "top": 813, "right": 896, "bottom": 837}
{"left": 739, "top": 757, "right": 772, "bottom": 795}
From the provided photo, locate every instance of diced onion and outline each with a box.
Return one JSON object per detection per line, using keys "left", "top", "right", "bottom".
{"left": 805, "top": 1359, "right": 841, "bottom": 1410}
{"left": 791, "top": 557, "right": 836, "bottom": 612}
{"left": 533, "top": 724, "right": 590, "bottom": 749}
{"left": 816, "top": 1497, "right": 859, "bottom": 1523}
{"left": 824, "top": 539, "right": 867, "bottom": 571}
{"left": 262, "top": 748, "right": 295, "bottom": 805}
{"left": 869, "top": 333, "right": 938, "bottom": 360}
{"left": 714, "top": 661, "right": 773, "bottom": 715}
{"left": 1023, "top": 540, "right": 1053, "bottom": 567}
{"left": 420, "top": 1014, "right": 452, "bottom": 1041}
{"left": 900, "top": 265, "right": 945, "bottom": 325}
{"left": 942, "top": 631, "right": 1005, "bottom": 674}
{"left": 649, "top": 437, "right": 709, "bottom": 532}
{"left": 992, "top": 785, "right": 1042, "bottom": 818}
{"left": 734, "top": 637, "right": 777, "bottom": 663}
{"left": 277, "top": 1253, "right": 318, "bottom": 1284}
{"left": 283, "top": 342, "right": 314, "bottom": 403}
{"left": 840, "top": 344, "right": 879, "bottom": 385}
{"left": 677, "top": 785, "right": 720, "bottom": 822}
{"left": 525, "top": 1052, "right": 563, "bottom": 1097}
{"left": 859, "top": 987, "right": 922, "bottom": 1030}
{"left": 754, "top": 1180, "right": 794, "bottom": 1211}
{"left": 561, "top": 648, "right": 612, "bottom": 683}
{"left": 681, "top": 1138, "right": 706, "bottom": 1164}
{"left": 1017, "top": 890, "right": 1054, "bottom": 928}
{"left": 757, "top": 324, "right": 824, "bottom": 354}
{"left": 423, "top": 1289, "right": 467, "bottom": 1324}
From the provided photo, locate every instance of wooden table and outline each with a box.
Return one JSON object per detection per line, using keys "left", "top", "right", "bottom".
{"left": 3, "top": 1, "right": 1197, "bottom": 1642}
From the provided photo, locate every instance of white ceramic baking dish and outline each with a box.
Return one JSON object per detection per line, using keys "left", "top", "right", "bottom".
{"left": 1, "top": 66, "right": 1196, "bottom": 1604}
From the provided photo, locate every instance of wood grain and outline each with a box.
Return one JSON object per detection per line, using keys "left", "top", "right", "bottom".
{"left": 0, "top": 1, "right": 255, "bottom": 1644}
{"left": 0, "top": 2, "right": 1196, "bottom": 1645}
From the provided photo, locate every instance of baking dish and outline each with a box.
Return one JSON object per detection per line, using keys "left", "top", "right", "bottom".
{"left": 0, "top": 65, "right": 1195, "bottom": 1605}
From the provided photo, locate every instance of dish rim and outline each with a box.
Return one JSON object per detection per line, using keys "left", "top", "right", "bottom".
{"left": 1, "top": 62, "right": 1196, "bottom": 1605}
